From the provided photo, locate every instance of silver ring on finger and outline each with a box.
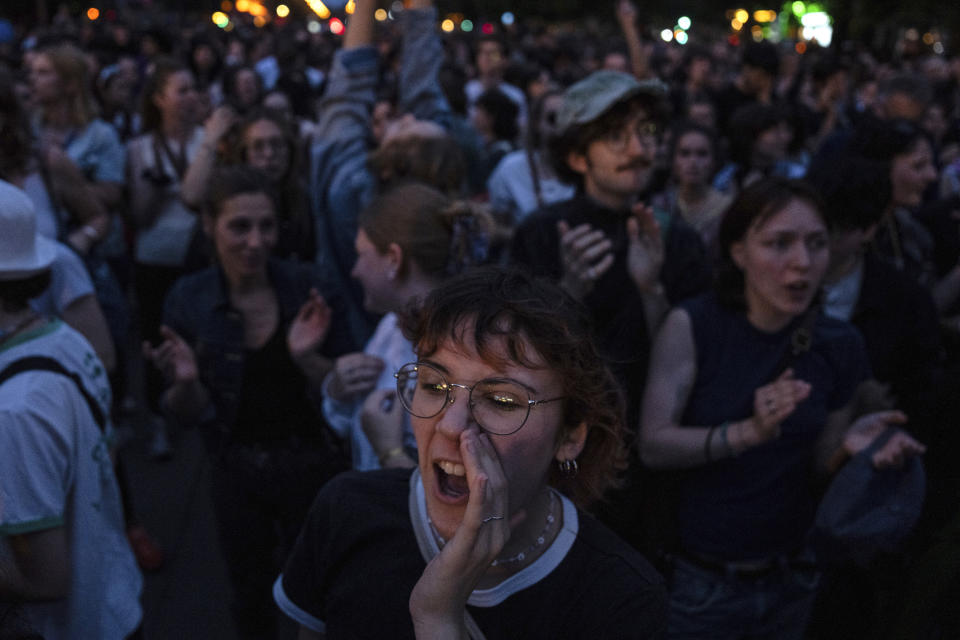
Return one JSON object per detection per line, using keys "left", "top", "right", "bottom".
{"left": 482, "top": 515, "right": 504, "bottom": 524}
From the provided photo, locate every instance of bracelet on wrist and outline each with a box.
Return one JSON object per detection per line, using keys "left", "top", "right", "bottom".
{"left": 378, "top": 446, "right": 406, "bottom": 466}
{"left": 719, "top": 421, "right": 737, "bottom": 458}
{"left": 704, "top": 426, "right": 716, "bottom": 463}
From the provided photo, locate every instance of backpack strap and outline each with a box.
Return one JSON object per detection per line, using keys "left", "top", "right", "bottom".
{"left": 0, "top": 356, "right": 107, "bottom": 432}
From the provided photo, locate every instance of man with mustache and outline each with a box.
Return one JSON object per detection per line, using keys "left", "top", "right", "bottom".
{"left": 509, "top": 71, "right": 711, "bottom": 549}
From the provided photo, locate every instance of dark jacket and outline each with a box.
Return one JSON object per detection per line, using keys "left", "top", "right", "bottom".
{"left": 852, "top": 252, "right": 944, "bottom": 436}
{"left": 509, "top": 191, "right": 712, "bottom": 424}
{"left": 162, "top": 258, "right": 358, "bottom": 432}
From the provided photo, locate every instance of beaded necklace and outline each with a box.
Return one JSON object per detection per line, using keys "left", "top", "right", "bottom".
{"left": 491, "top": 490, "right": 557, "bottom": 567}
{"left": 427, "top": 489, "right": 559, "bottom": 569}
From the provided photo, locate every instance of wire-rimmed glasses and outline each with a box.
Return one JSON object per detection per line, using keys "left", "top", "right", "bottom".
{"left": 394, "top": 362, "right": 564, "bottom": 436}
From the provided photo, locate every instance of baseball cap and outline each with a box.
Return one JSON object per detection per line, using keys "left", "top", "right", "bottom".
{"left": 555, "top": 70, "right": 667, "bottom": 135}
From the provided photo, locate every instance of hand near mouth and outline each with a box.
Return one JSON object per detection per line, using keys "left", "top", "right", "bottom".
{"left": 410, "top": 430, "right": 518, "bottom": 638}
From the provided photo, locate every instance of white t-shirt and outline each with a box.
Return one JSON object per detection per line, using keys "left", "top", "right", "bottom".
{"left": 0, "top": 320, "right": 142, "bottom": 640}
{"left": 321, "top": 312, "right": 416, "bottom": 470}
{"left": 30, "top": 242, "right": 96, "bottom": 318}
{"left": 127, "top": 128, "right": 205, "bottom": 266}
{"left": 487, "top": 150, "right": 574, "bottom": 224}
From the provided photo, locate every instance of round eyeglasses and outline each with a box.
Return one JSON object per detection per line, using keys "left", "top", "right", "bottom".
{"left": 394, "top": 362, "right": 564, "bottom": 436}
{"left": 601, "top": 119, "right": 660, "bottom": 152}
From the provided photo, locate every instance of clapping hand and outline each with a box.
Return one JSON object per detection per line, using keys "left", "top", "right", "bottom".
{"left": 360, "top": 388, "right": 404, "bottom": 455}
{"left": 143, "top": 326, "right": 199, "bottom": 385}
{"left": 202, "top": 106, "right": 238, "bottom": 147}
{"left": 287, "top": 288, "right": 332, "bottom": 361}
{"left": 557, "top": 220, "right": 614, "bottom": 300}
{"left": 842, "top": 411, "right": 925, "bottom": 469}
{"left": 626, "top": 202, "right": 664, "bottom": 293}
{"left": 328, "top": 353, "right": 385, "bottom": 403}
{"left": 748, "top": 369, "right": 812, "bottom": 443}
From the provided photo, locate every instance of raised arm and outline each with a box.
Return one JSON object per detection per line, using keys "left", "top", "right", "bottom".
{"left": 639, "top": 308, "right": 810, "bottom": 469}
{"left": 41, "top": 145, "right": 112, "bottom": 253}
{"left": 397, "top": 0, "right": 451, "bottom": 126}
{"left": 314, "top": 0, "right": 378, "bottom": 142}
{"left": 615, "top": 0, "right": 651, "bottom": 80}
{"left": 180, "top": 107, "right": 238, "bottom": 210}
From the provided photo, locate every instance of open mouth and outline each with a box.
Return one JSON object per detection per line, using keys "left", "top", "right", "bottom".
{"left": 435, "top": 461, "right": 469, "bottom": 502}
{"left": 785, "top": 281, "right": 812, "bottom": 301}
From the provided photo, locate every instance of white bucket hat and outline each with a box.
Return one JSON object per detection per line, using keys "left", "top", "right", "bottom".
{"left": 0, "top": 180, "right": 57, "bottom": 281}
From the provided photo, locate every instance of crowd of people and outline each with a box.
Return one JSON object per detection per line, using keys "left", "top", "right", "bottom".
{"left": 1, "top": 0, "right": 960, "bottom": 637}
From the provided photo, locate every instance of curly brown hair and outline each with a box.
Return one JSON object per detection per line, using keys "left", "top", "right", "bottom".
{"left": 400, "top": 266, "right": 628, "bottom": 508}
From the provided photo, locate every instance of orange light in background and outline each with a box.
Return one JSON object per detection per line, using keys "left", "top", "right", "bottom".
{"left": 374, "top": 8, "right": 387, "bottom": 20}
{"left": 922, "top": 32, "right": 935, "bottom": 45}
{"left": 276, "top": 4, "right": 290, "bottom": 17}
{"left": 329, "top": 17, "right": 344, "bottom": 34}
{"left": 236, "top": 0, "right": 249, "bottom": 11}
{"left": 753, "top": 10, "right": 776, "bottom": 22}
{"left": 221, "top": 0, "right": 232, "bottom": 10}
{"left": 441, "top": 19, "right": 455, "bottom": 32}
{"left": 86, "top": 7, "right": 100, "bottom": 20}
{"left": 734, "top": 9, "right": 749, "bottom": 23}
{"left": 731, "top": 19, "right": 743, "bottom": 30}
{"left": 345, "top": 0, "right": 355, "bottom": 14}
{"left": 304, "top": 0, "right": 330, "bottom": 19}
{"left": 253, "top": 15, "right": 266, "bottom": 26}
{"left": 795, "top": 41, "right": 807, "bottom": 54}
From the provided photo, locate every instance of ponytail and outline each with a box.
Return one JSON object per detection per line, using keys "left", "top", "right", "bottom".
{"left": 358, "top": 183, "right": 494, "bottom": 279}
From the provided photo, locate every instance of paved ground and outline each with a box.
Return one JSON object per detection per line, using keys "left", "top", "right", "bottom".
{"left": 120, "top": 426, "right": 239, "bottom": 640}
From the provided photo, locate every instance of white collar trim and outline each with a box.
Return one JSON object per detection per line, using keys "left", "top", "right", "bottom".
{"left": 409, "top": 468, "right": 578, "bottom": 608}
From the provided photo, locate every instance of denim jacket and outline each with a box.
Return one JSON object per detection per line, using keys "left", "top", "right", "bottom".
{"left": 310, "top": 6, "right": 452, "bottom": 348}
{"left": 162, "top": 259, "right": 359, "bottom": 432}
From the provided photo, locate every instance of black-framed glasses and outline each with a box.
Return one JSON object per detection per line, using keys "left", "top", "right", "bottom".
{"left": 394, "top": 362, "right": 564, "bottom": 436}
{"left": 600, "top": 120, "right": 660, "bottom": 152}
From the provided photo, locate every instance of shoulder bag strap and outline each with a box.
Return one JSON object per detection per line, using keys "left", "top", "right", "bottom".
{"left": 0, "top": 356, "right": 107, "bottom": 432}
{"left": 525, "top": 145, "right": 544, "bottom": 212}
{"left": 772, "top": 303, "right": 820, "bottom": 378}
{"left": 35, "top": 150, "right": 70, "bottom": 242}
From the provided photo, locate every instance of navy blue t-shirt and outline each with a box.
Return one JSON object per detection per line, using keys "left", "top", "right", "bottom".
{"left": 676, "top": 292, "right": 869, "bottom": 561}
